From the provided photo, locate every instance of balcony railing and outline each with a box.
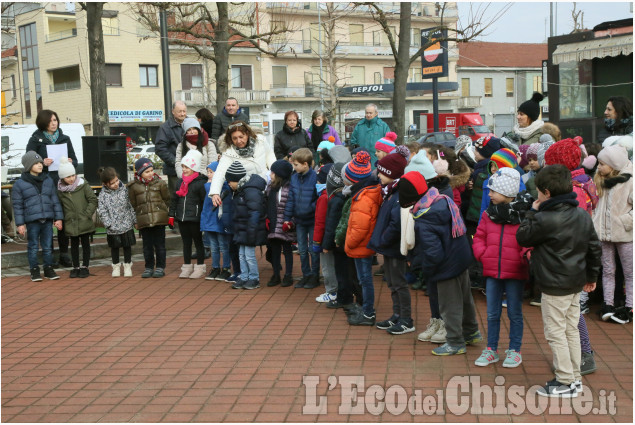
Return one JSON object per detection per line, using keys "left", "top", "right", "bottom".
{"left": 45, "top": 28, "right": 77, "bottom": 42}
{"left": 272, "top": 41, "right": 420, "bottom": 56}
{"left": 457, "top": 96, "right": 482, "bottom": 109}
{"left": 270, "top": 84, "right": 322, "bottom": 98}
{"left": 50, "top": 80, "right": 81, "bottom": 92}
{"left": 174, "top": 88, "right": 270, "bottom": 106}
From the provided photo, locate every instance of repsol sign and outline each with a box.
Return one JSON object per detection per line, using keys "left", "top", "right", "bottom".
{"left": 350, "top": 85, "right": 385, "bottom": 93}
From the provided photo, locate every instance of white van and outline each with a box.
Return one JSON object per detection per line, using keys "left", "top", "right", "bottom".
{"left": 1, "top": 123, "right": 86, "bottom": 183}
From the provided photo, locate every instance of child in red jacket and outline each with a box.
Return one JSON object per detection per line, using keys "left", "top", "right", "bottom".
{"left": 472, "top": 168, "right": 532, "bottom": 368}
{"left": 313, "top": 164, "right": 337, "bottom": 302}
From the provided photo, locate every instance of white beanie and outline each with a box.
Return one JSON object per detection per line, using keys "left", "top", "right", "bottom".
{"left": 488, "top": 167, "right": 521, "bottom": 198}
{"left": 181, "top": 149, "right": 203, "bottom": 172}
{"left": 57, "top": 157, "right": 76, "bottom": 179}
{"left": 598, "top": 145, "right": 631, "bottom": 172}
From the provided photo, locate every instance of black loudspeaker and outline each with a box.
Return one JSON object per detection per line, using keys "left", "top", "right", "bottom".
{"left": 82, "top": 135, "right": 128, "bottom": 186}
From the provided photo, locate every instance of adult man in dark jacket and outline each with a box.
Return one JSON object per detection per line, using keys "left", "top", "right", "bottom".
{"left": 155, "top": 101, "right": 187, "bottom": 195}
{"left": 210, "top": 97, "right": 249, "bottom": 141}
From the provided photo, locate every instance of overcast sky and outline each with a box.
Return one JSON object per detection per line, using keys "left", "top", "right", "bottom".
{"left": 457, "top": 2, "right": 633, "bottom": 43}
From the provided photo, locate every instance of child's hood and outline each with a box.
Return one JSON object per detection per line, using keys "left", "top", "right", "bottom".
{"left": 239, "top": 173, "right": 267, "bottom": 192}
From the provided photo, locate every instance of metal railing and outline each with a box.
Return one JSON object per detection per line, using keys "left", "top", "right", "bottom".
{"left": 457, "top": 96, "right": 482, "bottom": 109}
{"left": 45, "top": 28, "right": 77, "bottom": 42}
{"left": 174, "top": 88, "right": 270, "bottom": 106}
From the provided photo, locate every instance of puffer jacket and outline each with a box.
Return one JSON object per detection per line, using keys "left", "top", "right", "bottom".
{"left": 322, "top": 190, "right": 346, "bottom": 251}
{"left": 367, "top": 184, "right": 403, "bottom": 258}
{"left": 12, "top": 172, "right": 64, "bottom": 225}
{"left": 335, "top": 197, "right": 352, "bottom": 248}
{"left": 128, "top": 176, "right": 170, "bottom": 229}
{"left": 232, "top": 174, "right": 268, "bottom": 246}
{"left": 210, "top": 107, "right": 250, "bottom": 140}
{"left": 57, "top": 178, "right": 97, "bottom": 236}
{"left": 479, "top": 174, "right": 526, "bottom": 223}
{"left": 313, "top": 189, "right": 328, "bottom": 245}
{"left": 266, "top": 181, "right": 295, "bottom": 242}
{"left": 169, "top": 174, "right": 208, "bottom": 223}
{"left": 466, "top": 158, "right": 489, "bottom": 223}
{"left": 345, "top": 176, "right": 383, "bottom": 258}
{"left": 174, "top": 138, "right": 218, "bottom": 178}
{"left": 274, "top": 124, "right": 312, "bottom": 159}
{"left": 593, "top": 167, "right": 633, "bottom": 242}
{"left": 516, "top": 193, "right": 602, "bottom": 296}
{"left": 25, "top": 128, "right": 78, "bottom": 183}
{"left": 283, "top": 169, "right": 318, "bottom": 225}
{"left": 201, "top": 180, "right": 231, "bottom": 233}
{"left": 409, "top": 197, "right": 473, "bottom": 282}
{"left": 472, "top": 212, "right": 528, "bottom": 280}
{"left": 97, "top": 181, "right": 136, "bottom": 235}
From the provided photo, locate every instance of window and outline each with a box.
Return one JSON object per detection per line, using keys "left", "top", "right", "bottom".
{"left": 374, "top": 72, "right": 382, "bottom": 84}
{"left": 105, "top": 64, "right": 122, "bottom": 86}
{"left": 382, "top": 26, "right": 396, "bottom": 46}
{"left": 19, "top": 22, "right": 42, "bottom": 118}
{"left": 533, "top": 75, "right": 543, "bottom": 93}
{"left": 101, "top": 10, "right": 119, "bottom": 36}
{"left": 349, "top": 24, "right": 364, "bottom": 45}
{"left": 409, "top": 67, "right": 422, "bottom": 83}
{"left": 139, "top": 65, "right": 158, "bottom": 87}
{"left": 272, "top": 65, "right": 287, "bottom": 87}
{"left": 372, "top": 30, "right": 381, "bottom": 46}
{"left": 383, "top": 67, "right": 394, "bottom": 84}
{"left": 410, "top": 28, "right": 421, "bottom": 47}
{"left": 49, "top": 65, "right": 80, "bottom": 92}
{"left": 484, "top": 78, "right": 493, "bottom": 97}
{"left": 180, "top": 64, "right": 203, "bottom": 90}
{"left": 559, "top": 61, "right": 592, "bottom": 119}
{"left": 506, "top": 78, "right": 514, "bottom": 97}
{"left": 350, "top": 66, "right": 365, "bottom": 85}
{"left": 10, "top": 74, "right": 16, "bottom": 98}
{"left": 461, "top": 78, "right": 470, "bottom": 97}
{"left": 231, "top": 65, "right": 252, "bottom": 90}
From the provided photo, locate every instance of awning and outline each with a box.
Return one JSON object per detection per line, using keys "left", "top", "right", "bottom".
{"left": 552, "top": 34, "right": 633, "bottom": 64}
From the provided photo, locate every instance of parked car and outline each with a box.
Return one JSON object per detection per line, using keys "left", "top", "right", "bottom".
{"left": 127, "top": 145, "right": 163, "bottom": 170}
{"left": 416, "top": 132, "right": 457, "bottom": 149}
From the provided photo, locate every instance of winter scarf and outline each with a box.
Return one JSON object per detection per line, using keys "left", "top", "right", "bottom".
{"left": 486, "top": 191, "right": 533, "bottom": 225}
{"left": 57, "top": 176, "right": 83, "bottom": 193}
{"left": 176, "top": 171, "right": 200, "bottom": 197}
{"left": 412, "top": 186, "right": 466, "bottom": 238}
{"left": 513, "top": 119, "right": 544, "bottom": 140}
{"left": 604, "top": 116, "right": 632, "bottom": 133}
{"left": 44, "top": 129, "right": 60, "bottom": 144}
{"left": 310, "top": 122, "right": 327, "bottom": 150}
{"left": 538, "top": 192, "right": 578, "bottom": 211}
{"left": 134, "top": 172, "right": 162, "bottom": 186}
{"left": 21, "top": 171, "right": 46, "bottom": 193}
{"left": 382, "top": 178, "right": 400, "bottom": 199}
{"left": 235, "top": 139, "right": 256, "bottom": 158}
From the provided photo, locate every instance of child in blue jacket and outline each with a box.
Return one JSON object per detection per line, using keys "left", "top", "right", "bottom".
{"left": 201, "top": 162, "right": 232, "bottom": 281}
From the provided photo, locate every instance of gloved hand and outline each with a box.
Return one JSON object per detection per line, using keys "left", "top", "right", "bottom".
{"left": 168, "top": 217, "right": 175, "bottom": 229}
{"left": 312, "top": 242, "right": 322, "bottom": 253}
{"left": 265, "top": 218, "right": 271, "bottom": 232}
{"left": 282, "top": 221, "right": 295, "bottom": 232}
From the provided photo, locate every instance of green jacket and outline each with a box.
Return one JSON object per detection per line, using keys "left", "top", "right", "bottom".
{"left": 349, "top": 116, "right": 390, "bottom": 167}
{"left": 466, "top": 170, "right": 488, "bottom": 223}
{"left": 57, "top": 181, "right": 97, "bottom": 237}
{"left": 334, "top": 197, "right": 352, "bottom": 247}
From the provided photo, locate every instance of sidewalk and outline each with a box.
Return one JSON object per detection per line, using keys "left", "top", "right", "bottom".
{"left": 1, "top": 254, "right": 632, "bottom": 422}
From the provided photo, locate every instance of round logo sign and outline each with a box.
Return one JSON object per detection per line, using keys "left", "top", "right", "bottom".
{"left": 424, "top": 40, "right": 442, "bottom": 63}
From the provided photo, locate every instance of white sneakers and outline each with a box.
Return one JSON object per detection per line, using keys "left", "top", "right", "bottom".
{"left": 316, "top": 293, "right": 337, "bottom": 303}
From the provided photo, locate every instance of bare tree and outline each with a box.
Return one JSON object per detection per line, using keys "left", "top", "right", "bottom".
{"left": 571, "top": 2, "right": 585, "bottom": 33}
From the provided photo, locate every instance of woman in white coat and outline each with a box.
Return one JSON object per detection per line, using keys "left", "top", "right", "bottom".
{"left": 210, "top": 121, "right": 276, "bottom": 207}
{"left": 174, "top": 117, "right": 218, "bottom": 178}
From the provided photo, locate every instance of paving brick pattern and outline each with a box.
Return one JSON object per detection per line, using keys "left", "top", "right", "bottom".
{"left": 2, "top": 255, "right": 632, "bottom": 422}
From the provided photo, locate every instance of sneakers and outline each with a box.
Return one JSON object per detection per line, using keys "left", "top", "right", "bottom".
{"left": 217, "top": 268, "right": 231, "bottom": 281}
{"left": 78, "top": 267, "right": 89, "bottom": 278}
{"left": 599, "top": 303, "right": 616, "bottom": 321}
{"left": 530, "top": 297, "right": 542, "bottom": 307}
{"left": 43, "top": 266, "right": 59, "bottom": 280}
{"left": 536, "top": 379, "right": 577, "bottom": 398}
{"left": 69, "top": 268, "right": 80, "bottom": 278}
{"left": 387, "top": 318, "right": 415, "bottom": 335}
{"left": 418, "top": 318, "right": 441, "bottom": 342}
{"left": 580, "top": 351, "right": 596, "bottom": 375}
{"left": 225, "top": 273, "right": 239, "bottom": 283}
{"left": 295, "top": 275, "right": 309, "bottom": 289}
{"left": 502, "top": 349, "right": 522, "bottom": 368}
{"left": 376, "top": 314, "right": 399, "bottom": 330}
{"left": 464, "top": 330, "right": 483, "bottom": 345}
{"left": 231, "top": 279, "right": 246, "bottom": 289}
{"left": 326, "top": 300, "right": 351, "bottom": 309}
{"left": 316, "top": 292, "right": 337, "bottom": 303}
{"left": 475, "top": 348, "right": 500, "bottom": 366}
{"left": 152, "top": 268, "right": 165, "bottom": 278}
{"left": 344, "top": 303, "right": 363, "bottom": 317}
{"left": 280, "top": 274, "right": 294, "bottom": 287}
{"left": 304, "top": 274, "right": 320, "bottom": 289}
{"left": 430, "top": 320, "right": 447, "bottom": 344}
{"left": 30, "top": 267, "right": 43, "bottom": 282}
{"left": 610, "top": 306, "right": 632, "bottom": 324}
{"left": 267, "top": 275, "right": 281, "bottom": 287}
{"left": 243, "top": 279, "right": 260, "bottom": 290}
{"left": 580, "top": 301, "right": 590, "bottom": 315}
{"left": 142, "top": 268, "right": 154, "bottom": 278}
{"left": 348, "top": 310, "right": 376, "bottom": 326}
{"left": 206, "top": 268, "right": 220, "bottom": 280}
{"left": 432, "top": 343, "right": 466, "bottom": 356}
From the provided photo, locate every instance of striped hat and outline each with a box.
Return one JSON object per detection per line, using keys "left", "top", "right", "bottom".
{"left": 344, "top": 150, "right": 372, "bottom": 183}
{"left": 489, "top": 148, "right": 518, "bottom": 174}
{"left": 225, "top": 161, "right": 247, "bottom": 182}
{"left": 375, "top": 131, "right": 398, "bottom": 154}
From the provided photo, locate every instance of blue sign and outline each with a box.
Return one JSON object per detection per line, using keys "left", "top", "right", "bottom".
{"left": 108, "top": 110, "right": 163, "bottom": 122}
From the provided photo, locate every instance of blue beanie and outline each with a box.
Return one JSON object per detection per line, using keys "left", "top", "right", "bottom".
{"left": 135, "top": 157, "right": 154, "bottom": 176}
{"left": 207, "top": 161, "right": 219, "bottom": 172}
{"left": 404, "top": 150, "right": 437, "bottom": 180}
{"left": 271, "top": 159, "right": 293, "bottom": 180}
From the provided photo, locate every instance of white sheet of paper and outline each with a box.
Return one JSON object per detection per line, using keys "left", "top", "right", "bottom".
{"left": 46, "top": 144, "right": 68, "bottom": 171}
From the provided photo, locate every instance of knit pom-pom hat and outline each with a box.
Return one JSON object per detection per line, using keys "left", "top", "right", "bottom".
{"left": 344, "top": 150, "right": 372, "bottom": 183}
{"left": 398, "top": 171, "right": 429, "bottom": 208}
{"left": 544, "top": 138, "right": 582, "bottom": 171}
{"left": 518, "top": 92, "right": 544, "bottom": 122}
{"left": 489, "top": 148, "right": 518, "bottom": 174}
{"left": 375, "top": 131, "right": 398, "bottom": 154}
{"left": 526, "top": 143, "right": 541, "bottom": 161}
{"left": 376, "top": 151, "right": 408, "bottom": 179}
{"left": 474, "top": 135, "right": 501, "bottom": 158}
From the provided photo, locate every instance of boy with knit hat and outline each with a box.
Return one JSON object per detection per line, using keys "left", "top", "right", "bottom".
{"left": 368, "top": 150, "right": 414, "bottom": 334}
{"left": 398, "top": 171, "right": 480, "bottom": 355}
{"left": 341, "top": 151, "right": 384, "bottom": 326}
{"left": 478, "top": 148, "right": 527, "bottom": 222}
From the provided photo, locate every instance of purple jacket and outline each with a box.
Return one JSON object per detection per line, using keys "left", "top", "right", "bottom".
{"left": 306, "top": 125, "right": 342, "bottom": 147}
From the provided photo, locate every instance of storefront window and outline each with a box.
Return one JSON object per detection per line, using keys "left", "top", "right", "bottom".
{"left": 559, "top": 60, "right": 592, "bottom": 119}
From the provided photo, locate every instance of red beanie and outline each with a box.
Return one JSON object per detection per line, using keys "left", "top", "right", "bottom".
{"left": 376, "top": 149, "right": 409, "bottom": 179}
{"left": 544, "top": 138, "right": 582, "bottom": 171}
{"left": 398, "top": 171, "right": 429, "bottom": 208}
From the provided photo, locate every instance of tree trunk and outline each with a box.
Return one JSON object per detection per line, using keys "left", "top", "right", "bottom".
{"left": 326, "top": 4, "right": 338, "bottom": 128}
{"left": 392, "top": 2, "right": 412, "bottom": 143}
{"left": 214, "top": 2, "right": 230, "bottom": 110}
{"left": 85, "top": 2, "right": 109, "bottom": 135}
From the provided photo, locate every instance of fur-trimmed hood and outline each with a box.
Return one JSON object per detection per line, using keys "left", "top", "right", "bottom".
{"left": 448, "top": 162, "right": 471, "bottom": 189}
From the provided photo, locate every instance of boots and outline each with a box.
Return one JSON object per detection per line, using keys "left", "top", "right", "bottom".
{"left": 189, "top": 264, "right": 207, "bottom": 279}
{"left": 123, "top": 262, "right": 133, "bottom": 277}
{"left": 112, "top": 263, "right": 121, "bottom": 277}
{"left": 179, "top": 264, "right": 194, "bottom": 278}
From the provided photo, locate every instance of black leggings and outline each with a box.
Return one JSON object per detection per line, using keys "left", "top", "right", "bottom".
{"left": 179, "top": 221, "right": 204, "bottom": 265}
{"left": 70, "top": 234, "right": 91, "bottom": 267}
{"left": 111, "top": 246, "right": 132, "bottom": 264}
{"left": 269, "top": 239, "right": 293, "bottom": 277}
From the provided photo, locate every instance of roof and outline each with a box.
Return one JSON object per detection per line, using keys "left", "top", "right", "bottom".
{"left": 1, "top": 46, "right": 17, "bottom": 58}
{"left": 457, "top": 42, "right": 547, "bottom": 68}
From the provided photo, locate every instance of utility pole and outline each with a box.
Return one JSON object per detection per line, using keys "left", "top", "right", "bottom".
{"left": 159, "top": 10, "right": 173, "bottom": 122}
{"left": 550, "top": 3, "right": 553, "bottom": 37}
{"left": 318, "top": 4, "right": 324, "bottom": 110}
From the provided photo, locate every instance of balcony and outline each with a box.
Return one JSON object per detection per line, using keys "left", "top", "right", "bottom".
{"left": 45, "top": 28, "right": 77, "bottom": 42}
{"left": 174, "top": 88, "right": 270, "bottom": 106}
{"left": 270, "top": 84, "right": 321, "bottom": 98}
{"left": 457, "top": 96, "right": 482, "bottom": 109}
{"left": 271, "top": 41, "right": 420, "bottom": 57}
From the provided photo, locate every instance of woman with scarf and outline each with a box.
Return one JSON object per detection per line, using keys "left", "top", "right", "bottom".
{"left": 506, "top": 93, "right": 545, "bottom": 146}
{"left": 26, "top": 109, "right": 79, "bottom": 268}
{"left": 274, "top": 111, "right": 312, "bottom": 160}
{"left": 306, "top": 110, "right": 342, "bottom": 166}
{"left": 174, "top": 117, "right": 218, "bottom": 178}
{"left": 598, "top": 96, "right": 633, "bottom": 144}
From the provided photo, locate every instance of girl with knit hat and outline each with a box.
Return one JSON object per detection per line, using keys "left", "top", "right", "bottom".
{"left": 175, "top": 118, "right": 218, "bottom": 178}
{"left": 478, "top": 148, "right": 527, "bottom": 222}
{"left": 507, "top": 92, "right": 545, "bottom": 145}
{"left": 56, "top": 157, "right": 97, "bottom": 278}
{"left": 374, "top": 132, "right": 398, "bottom": 163}
{"left": 593, "top": 145, "right": 633, "bottom": 325}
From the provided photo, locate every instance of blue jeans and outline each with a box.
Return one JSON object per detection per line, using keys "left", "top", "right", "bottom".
{"left": 486, "top": 278, "right": 524, "bottom": 352}
{"left": 238, "top": 245, "right": 259, "bottom": 281}
{"left": 296, "top": 223, "right": 319, "bottom": 277}
{"left": 354, "top": 256, "right": 375, "bottom": 316}
{"left": 26, "top": 220, "right": 54, "bottom": 269}
{"left": 205, "top": 231, "right": 230, "bottom": 269}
